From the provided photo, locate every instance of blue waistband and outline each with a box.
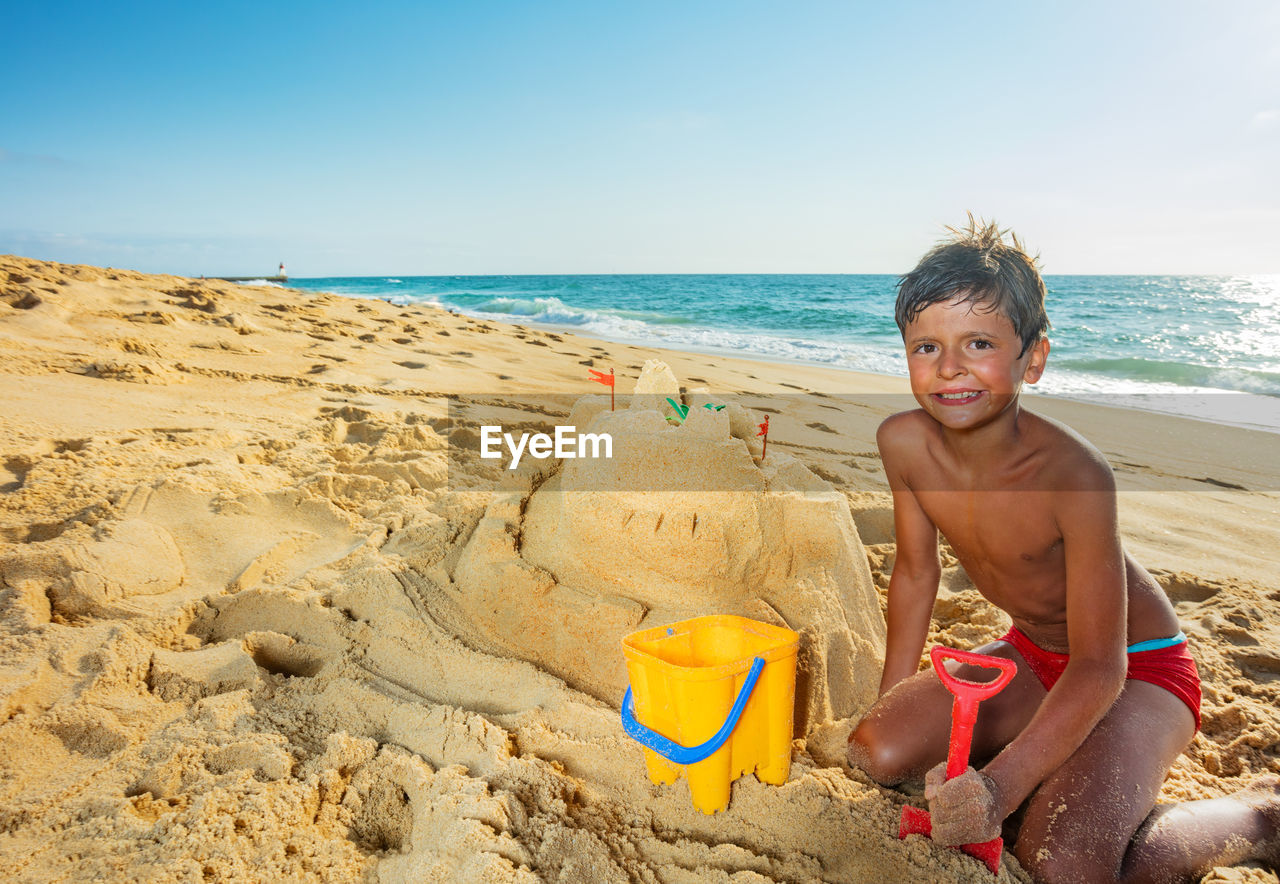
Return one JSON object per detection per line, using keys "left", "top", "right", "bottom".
{"left": 1126, "top": 631, "right": 1187, "bottom": 654}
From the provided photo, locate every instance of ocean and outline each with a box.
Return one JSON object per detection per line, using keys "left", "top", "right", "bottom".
{"left": 285, "top": 274, "right": 1280, "bottom": 434}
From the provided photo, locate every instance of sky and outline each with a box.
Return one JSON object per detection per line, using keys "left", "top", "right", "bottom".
{"left": 2, "top": 1, "right": 1278, "bottom": 276}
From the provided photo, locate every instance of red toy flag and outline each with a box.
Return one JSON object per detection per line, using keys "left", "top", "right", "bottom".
{"left": 589, "top": 367, "right": 615, "bottom": 410}
{"left": 757, "top": 414, "right": 769, "bottom": 461}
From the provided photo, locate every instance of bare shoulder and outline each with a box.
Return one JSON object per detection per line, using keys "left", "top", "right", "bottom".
{"left": 1024, "top": 411, "right": 1116, "bottom": 493}
{"left": 876, "top": 409, "right": 935, "bottom": 454}
{"left": 876, "top": 410, "right": 937, "bottom": 489}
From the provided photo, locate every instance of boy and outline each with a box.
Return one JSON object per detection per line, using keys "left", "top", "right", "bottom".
{"left": 847, "top": 218, "right": 1279, "bottom": 883}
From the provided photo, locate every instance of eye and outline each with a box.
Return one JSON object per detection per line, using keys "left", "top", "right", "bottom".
{"left": 912, "top": 343, "right": 937, "bottom": 354}
{"left": 970, "top": 338, "right": 994, "bottom": 350}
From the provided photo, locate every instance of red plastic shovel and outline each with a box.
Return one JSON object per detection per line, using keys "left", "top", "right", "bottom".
{"left": 898, "top": 645, "right": 1018, "bottom": 875}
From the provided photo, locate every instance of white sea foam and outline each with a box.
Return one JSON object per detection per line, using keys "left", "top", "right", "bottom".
{"left": 1037, "top": 371, "right": 1280, "bottom": 432}
{"left": 384, "top": 293, "right": 443, "bottom": 307}
{"left": 470, "top": 296, "right": 656, "bottom": 337}
{"left": 464, "top": 295, "right": 903, "bottom": 375}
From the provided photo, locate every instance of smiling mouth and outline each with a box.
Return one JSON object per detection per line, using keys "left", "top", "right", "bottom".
{"left": 932, "top": 391, "right": 984, "bottom": 405}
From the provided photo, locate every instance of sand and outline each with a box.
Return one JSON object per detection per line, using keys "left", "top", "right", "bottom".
{"left": 0, "top": 255, "right": 1277, "bottom": 883}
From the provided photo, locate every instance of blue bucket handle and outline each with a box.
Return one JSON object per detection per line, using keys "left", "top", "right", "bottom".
{"left": 621, "top": 656, "right": 766, "bottom": 765}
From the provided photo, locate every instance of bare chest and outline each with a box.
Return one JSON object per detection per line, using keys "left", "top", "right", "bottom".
{"left": 915, "top": 488, "right": 1065, "bottom": 599}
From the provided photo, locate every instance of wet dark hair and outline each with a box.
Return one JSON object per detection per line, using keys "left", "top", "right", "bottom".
{"left": 895, "top": 214, "right": 1049, "bottom": 355}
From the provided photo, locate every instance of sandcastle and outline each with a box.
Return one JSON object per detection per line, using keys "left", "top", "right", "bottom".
{"left": 451, "top": 361, "right": 886, "bottom": 732}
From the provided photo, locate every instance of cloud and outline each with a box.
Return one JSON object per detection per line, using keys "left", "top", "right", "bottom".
{"left": 1249, "top": 109, "right": 1280, "bottom": 131}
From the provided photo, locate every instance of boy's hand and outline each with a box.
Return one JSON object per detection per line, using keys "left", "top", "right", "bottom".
{"left": 923, "top": 763, "right": 1002, "bottom": 846}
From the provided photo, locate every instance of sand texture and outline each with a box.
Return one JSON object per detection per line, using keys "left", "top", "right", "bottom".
{"left": 1, "top": 255, "right": 1278, "bottom": 882}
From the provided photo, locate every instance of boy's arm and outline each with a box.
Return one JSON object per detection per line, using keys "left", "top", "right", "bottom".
{"left": 877, "top": 418, "right": 942, "bottom": 695}
{"left": 977, "top": 467, "right": 1129, "bottom": 824}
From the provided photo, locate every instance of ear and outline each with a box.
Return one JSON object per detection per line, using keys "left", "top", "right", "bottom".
{"left": 1023, "top": 337, "right": 1049, "bottom": 384}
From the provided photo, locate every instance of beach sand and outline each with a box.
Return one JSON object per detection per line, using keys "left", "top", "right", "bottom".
{"left": 1, "top": 255, "right": 1277, "bottom": 882}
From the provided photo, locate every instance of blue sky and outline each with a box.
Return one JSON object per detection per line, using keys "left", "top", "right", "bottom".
{"left": 2, "top": 1, "right": 1277, "bottom": 275}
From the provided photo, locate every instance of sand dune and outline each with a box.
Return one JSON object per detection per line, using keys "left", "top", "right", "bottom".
{"left": 1, "top": 255, "right": 1277, "bottom": 882}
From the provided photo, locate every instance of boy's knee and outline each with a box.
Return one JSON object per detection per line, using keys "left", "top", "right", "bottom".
{"left": 847, "top": 718, "right": 915, "bottom": 786}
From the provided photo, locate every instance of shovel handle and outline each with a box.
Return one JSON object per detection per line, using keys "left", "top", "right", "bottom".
{"left": 895, "top": 646, "right": 1017, "bottom": 876}
{"left": 931, "top": 646, "right": 1017, "bottom": 780}
{"left": 931, "top": 646, "right": 1018, "bottom": 704}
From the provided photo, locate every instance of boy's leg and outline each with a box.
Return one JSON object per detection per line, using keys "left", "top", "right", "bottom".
{"left": 848, "top": 639, "right": 1047, "bottom": 785}
{"left": 1009, "top": 679, "right": 1278, "bottom": 884}
{"left": 1123, "top": 777, "right": 1280, "bottom": 883}
{"left": 1010, "top": 680, "right": 1192, "bottom": 882}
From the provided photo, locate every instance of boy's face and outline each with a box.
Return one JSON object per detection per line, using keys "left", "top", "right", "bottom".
{"left": 902, "top": 295, "right": 1049, "bottom": 431}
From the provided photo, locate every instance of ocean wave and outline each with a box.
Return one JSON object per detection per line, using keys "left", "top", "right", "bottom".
{"left": 1037, "top": 371, "right": 1280, "bottom": 433}
{"left": 462, "top": 295, "right": 904, "bottom": 376}
{"left": 610, "top": 308, "right": 693, "bottom": 325}
{"left": 386, "top": 294, "right": 442, "bottom": 307}
{"left": 338, "top": 290, "right": 442, "bottom": 308}
{"left": 471, "top": 296, "right": 655, "bottom": 335}
{"left": 647, "top": 324, "right": 904, "bottom": 376}
{"left": 1058, "top": 357, "right": 1280, "bottom": 397}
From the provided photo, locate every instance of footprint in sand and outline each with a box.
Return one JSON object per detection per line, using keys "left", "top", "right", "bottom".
{"left": 166, "top": 288, "right": 223, "bottom": 314}
{"left": 1, "top": 455, "right": 32, "bottom": 493}
{"left": 1199, "top": 477, "right": 1248, "bottom": 490}
{"left": 1154, "top": 571, "right": 1224, "bottom": 605}
{"left": 1229, "top": 647, "right": 1280, "bottom": 674}
{"left": 86, "top": 360, "right": 182, "bottom": 385}
{"left": 2, "top": 287, "right": 43, "bottom": 309}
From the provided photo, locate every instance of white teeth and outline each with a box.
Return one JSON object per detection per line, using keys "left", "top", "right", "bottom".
{"left": 939, "top": 392, "right": 978, "bottom": 399}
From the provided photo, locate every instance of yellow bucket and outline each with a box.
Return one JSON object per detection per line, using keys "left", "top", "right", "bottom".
{"left": 621, "top": 615, "right": 799, "bottom": 814}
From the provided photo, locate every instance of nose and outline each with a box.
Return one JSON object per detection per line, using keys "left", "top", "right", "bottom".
{"left": 936, "top": 347, "right": 966, "bottom": 379}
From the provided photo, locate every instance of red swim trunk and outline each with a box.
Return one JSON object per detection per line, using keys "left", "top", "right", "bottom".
{"left": 999, "top": 627, "right": 1202, "bottom": 731}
